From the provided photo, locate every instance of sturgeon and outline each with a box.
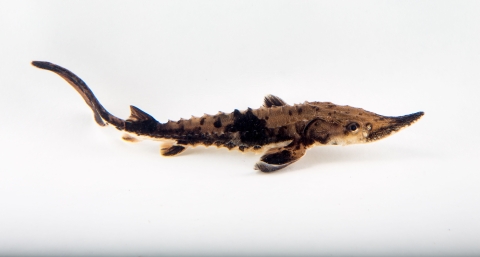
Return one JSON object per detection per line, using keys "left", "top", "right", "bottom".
{"left": 32, "top": 61, "right": 424, "bottom": 172}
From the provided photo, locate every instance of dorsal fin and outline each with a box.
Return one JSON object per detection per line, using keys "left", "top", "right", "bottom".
{"left": 263, "top": 94, "right": 287, "bottom": 107}
{"left": 127, "top": 105, "right": 156, "bottom": 122}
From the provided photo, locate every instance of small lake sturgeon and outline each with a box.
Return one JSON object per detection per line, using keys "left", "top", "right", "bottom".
{"left": 32, "top": 61, "right": 424, "bottom": 172}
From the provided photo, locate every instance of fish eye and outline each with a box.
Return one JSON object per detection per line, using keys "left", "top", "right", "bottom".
{"left": 347, "top": 122, "right": 359, "bottom": 132}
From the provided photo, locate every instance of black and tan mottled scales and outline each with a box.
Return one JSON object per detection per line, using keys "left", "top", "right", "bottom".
{"left": 32, "top": 61, "right": 424, "bottom": 172}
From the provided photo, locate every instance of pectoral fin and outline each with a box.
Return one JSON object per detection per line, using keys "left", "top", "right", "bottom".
{"left": 254, "top": 143, "right": 306, "bottom": 172}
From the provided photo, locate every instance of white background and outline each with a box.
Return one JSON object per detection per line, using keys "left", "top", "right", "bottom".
{"left": 1, "top": 1, "right": 480, "bottom": 256}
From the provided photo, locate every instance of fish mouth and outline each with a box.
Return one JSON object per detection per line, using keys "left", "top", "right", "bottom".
{"left": 367, "top": 111, "right": 424, "bottom": 142}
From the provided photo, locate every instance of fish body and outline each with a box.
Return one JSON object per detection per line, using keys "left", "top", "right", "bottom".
{"left": 32, "top": 61, "right": 424, "bottom": 172}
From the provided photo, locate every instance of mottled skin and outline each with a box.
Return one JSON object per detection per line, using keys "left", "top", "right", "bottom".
{"left": 32, "top": 61, "right": 424, "bottom": 172}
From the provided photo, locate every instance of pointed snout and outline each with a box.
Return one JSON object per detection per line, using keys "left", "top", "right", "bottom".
{"left": 390, "top": 111, "right": 424, "bottom": 127}
{"left": 367, "top": 111, "right": 424, "bottom": 142}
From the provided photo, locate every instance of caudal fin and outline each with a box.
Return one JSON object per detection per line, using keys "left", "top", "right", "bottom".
{"left": 31, "top": 61, "right": 126, "bottom": 130}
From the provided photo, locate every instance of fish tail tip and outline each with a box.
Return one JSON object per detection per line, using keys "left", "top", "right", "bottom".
{"left": 31, "top": 61, "right": 50, "bottom": 69}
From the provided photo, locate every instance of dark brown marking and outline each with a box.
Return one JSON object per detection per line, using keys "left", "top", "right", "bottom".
{"left": 289, "top": 110, "right": 293, "bottom": 116}
{"left": 225, "top": 142, "right": 235, "bottom": 149}
{"left": 200, "top": 117, "right": 205, "bottom": 125}
{"left": 125, "top": 115, "right": 160, "bottom": 136}
{"left": 317, "top": 134, "right": 330, "bottom": 144}
{"left": 277, "top": 126, "right": 289, "bottom": 140}
{"left": 213, "top": 118, "right": 222, "bottom": 128}
{"left": 297, "top": 107, "right": 303, "bottom": 114}
{"left": 224, "top": 108, "right": 269, "bottom": 145}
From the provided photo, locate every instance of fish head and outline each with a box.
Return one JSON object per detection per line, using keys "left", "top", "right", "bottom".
{"left": 305, "top": 102, "right": 424, "bottom": 145}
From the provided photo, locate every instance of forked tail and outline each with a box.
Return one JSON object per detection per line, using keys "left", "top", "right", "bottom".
{"left": 32, "top": 61, "right": 129, "bottom": 130}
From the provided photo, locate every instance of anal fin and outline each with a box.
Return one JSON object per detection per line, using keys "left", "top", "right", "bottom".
{"left": 254, "top": 143, "right": 306, "bottom": 172}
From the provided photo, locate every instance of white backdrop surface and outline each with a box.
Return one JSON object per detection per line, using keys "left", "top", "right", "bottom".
{"left": 1, "top": 1, "right": 480, "bottom": 256}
